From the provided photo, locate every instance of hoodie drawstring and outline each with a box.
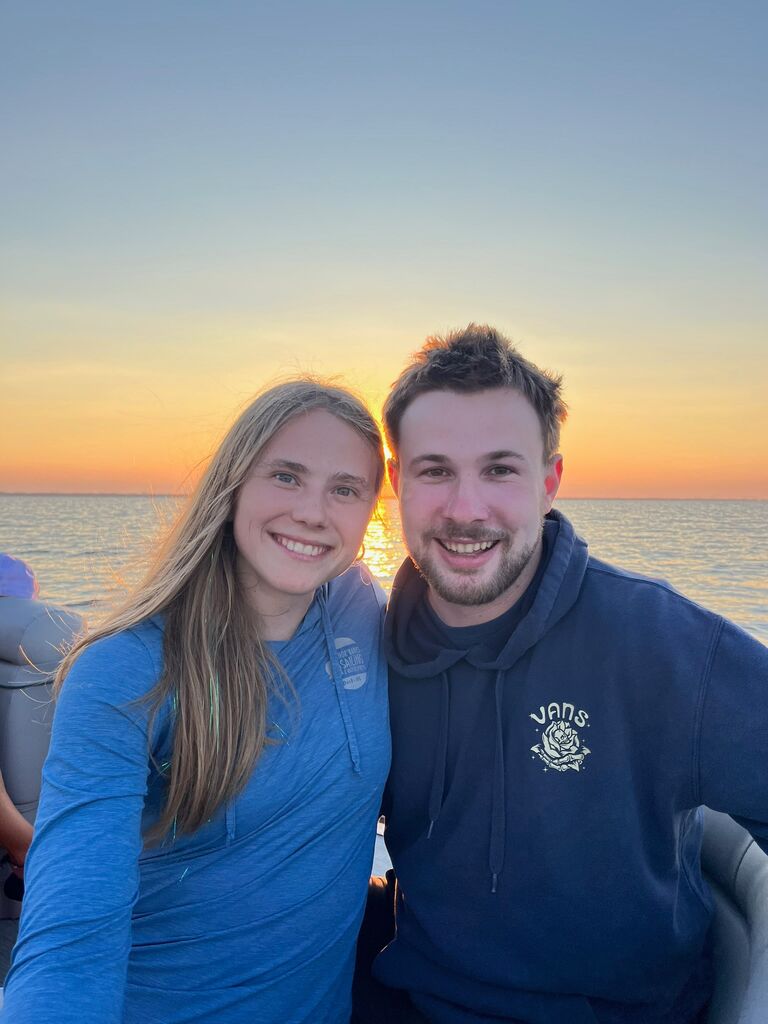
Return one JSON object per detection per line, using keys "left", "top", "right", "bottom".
{"left": 319, "top": 589, "right": 362, "bottom": 773}
{"left": 425, "top": 669, "right": 506, "bottom": 894}
{"left": 427, "top": 672, "right": 450, "bottom": 838}
{"left": 489, "top": 669, "right": 506, "bottom": 893}
{"left": 387, "top": 515, "right": 589, "bottom": 898}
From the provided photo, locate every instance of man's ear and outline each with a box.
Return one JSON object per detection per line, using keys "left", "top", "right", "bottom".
{"left": 387, "top": 457, "right": 400, "bottom": 495}
{"left": 543, "top": 455, "right": 563, "bottom": 512}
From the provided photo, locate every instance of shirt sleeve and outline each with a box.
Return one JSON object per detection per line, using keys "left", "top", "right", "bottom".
{"left": 1, "top": 630, "right": 159, "bottom": 1024}
{"left": 697, "top": 617, "right": 768, "bottom": 853}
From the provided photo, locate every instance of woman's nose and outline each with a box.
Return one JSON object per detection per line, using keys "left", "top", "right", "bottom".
{"left": 291, "top": 488, "right": 327, "bottom": 527}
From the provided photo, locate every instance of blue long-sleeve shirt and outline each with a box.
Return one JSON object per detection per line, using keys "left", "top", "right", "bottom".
{"left": 2, "top": 565, "right": 390, "bottom": 1024}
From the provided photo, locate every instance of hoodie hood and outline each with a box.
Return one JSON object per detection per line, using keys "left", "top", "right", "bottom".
{"left": 386, "top": 509, "right": 589, "bottom": 677}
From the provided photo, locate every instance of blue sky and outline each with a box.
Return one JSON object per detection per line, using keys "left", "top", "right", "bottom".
{"left": 2, "top": 1, "right": 767, "bottom": 495}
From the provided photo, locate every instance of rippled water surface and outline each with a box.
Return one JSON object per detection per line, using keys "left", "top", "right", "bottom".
{"left": 0, "top": 496, "right": 765, "bottom": 642}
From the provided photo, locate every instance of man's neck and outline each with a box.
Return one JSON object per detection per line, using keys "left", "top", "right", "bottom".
{"left": 427, "top": 540, "right": 543, "bottom": 629}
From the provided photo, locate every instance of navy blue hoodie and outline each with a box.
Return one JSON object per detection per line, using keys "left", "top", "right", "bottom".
{"left": 375, "top": 511, "right": 768, "bottom": 1024}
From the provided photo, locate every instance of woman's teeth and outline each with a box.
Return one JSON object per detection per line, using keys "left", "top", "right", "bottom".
{"left": 275, "top": 535, "right": 328, "bottom": 557}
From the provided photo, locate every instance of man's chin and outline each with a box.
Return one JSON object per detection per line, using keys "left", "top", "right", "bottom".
{"left": 414, "top": 560, "right": 506, "bottom": 608}
{"left": 429, "top": 579, "right": 502, "bottom": 607}
{"left": 413, "top": 543, "right": 538, "bottom": 609}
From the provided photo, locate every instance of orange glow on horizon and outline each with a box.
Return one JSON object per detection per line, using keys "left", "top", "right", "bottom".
{"left": 3, "top": 360, "right": 766, "bottom": 500}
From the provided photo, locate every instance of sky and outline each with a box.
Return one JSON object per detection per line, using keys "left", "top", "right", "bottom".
{"left": 2, "top": 1, "right": 766, "bottom": 498}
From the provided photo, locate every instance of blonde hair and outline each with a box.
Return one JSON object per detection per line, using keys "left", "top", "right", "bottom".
{"left": 55, "top": 379, "right": 384, "bottom": 842}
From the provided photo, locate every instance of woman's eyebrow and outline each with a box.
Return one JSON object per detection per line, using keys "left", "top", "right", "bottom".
{"left": 263, "top": 462, "right": 370, "bottom": 489}
{"left": 263, "top": 459, "right": 308, "bottom": 474}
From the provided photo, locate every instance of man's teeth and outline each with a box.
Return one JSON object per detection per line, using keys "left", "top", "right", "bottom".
{"left": 442, "top": 540, "right": 495, "bottom": 554}
{"left": 276, "top": 536, "right": 328, "bottom": 557}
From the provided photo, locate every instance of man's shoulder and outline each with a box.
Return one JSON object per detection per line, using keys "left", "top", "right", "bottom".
{"left": 581, "top": 553, "right": 722, "bottom": 630}
{"left": 585, "top": 554, "right": 679, "bottom": 594}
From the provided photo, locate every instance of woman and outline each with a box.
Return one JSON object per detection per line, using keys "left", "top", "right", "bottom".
{"left": 1, "top": 380, "right": 390, "bottom": 1024}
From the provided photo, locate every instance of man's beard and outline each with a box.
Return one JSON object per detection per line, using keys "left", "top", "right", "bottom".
{"left": 411, "top": 525, "right": 541, "bottom": 607}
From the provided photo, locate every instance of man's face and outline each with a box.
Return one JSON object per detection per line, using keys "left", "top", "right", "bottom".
{"left": 390, "top": 388, "right": 562, "bottom": 623}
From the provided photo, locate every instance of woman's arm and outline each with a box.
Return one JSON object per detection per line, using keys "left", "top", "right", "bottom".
{"left": 0, "top": 629, "right": 160, "bottom": 1024}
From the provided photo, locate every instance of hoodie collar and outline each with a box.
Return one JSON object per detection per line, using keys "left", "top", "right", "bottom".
{"left": 385, "top": 509, "right": 589, "bottom": 676}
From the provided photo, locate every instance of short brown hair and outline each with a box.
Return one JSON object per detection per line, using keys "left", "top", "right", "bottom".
{"left": 383, "top": 323, "right": 567, "bottom": 462}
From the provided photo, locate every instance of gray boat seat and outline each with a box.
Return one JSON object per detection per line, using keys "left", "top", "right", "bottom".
{"left": 0, "top": 597, "right": 84, "bottom": 919}
{"left": 0, "top": 597, "right": 84, "bottom": 685}
{"left": 703, "top": 807, "right": 768, "bottom": 1024}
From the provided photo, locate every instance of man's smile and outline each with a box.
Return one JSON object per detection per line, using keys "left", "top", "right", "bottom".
{"left": 437, "top": 539, "right": 499, "bottom": 554}
{"left": 427, "top": 534, "right": 505, "bottom": 572}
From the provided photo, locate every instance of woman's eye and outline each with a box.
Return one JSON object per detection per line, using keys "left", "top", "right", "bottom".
{"left": 274, "top": 472, "right": 297, "bottom": 485}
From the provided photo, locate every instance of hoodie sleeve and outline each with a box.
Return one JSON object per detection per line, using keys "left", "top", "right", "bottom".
{"left": 0, "top": 631, "right": 158, "bottom": 1024}
{"left": 696, "top": 617, "right": 768, "bottom": 852}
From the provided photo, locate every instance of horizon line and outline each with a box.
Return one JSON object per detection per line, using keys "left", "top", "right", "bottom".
{"left": 1, "top": 492, "right": 766, "bottom": 502}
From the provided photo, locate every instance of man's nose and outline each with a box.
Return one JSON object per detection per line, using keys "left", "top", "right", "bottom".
{"left": 442, "top": 477, "right": 488, "bottom": 522}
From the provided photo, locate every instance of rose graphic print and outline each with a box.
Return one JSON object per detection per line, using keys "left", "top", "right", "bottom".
{"left": 532, "top": 720, "right": 590, "bottom": 772}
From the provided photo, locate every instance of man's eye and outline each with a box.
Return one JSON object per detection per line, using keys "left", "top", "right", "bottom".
{"left": 334, "top": 486, "right": 358, "bottom": 498}
{"left": 421, "top": 467, "right": 448, "bottom": 478}
{"left": 488, "top": 465, "right": 516, "bottom": 477}
{"left": 274, "top": 472, "right": 297, "bottom": 485}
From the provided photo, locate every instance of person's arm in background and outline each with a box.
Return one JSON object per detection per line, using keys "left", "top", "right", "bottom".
{"left": 0, "top": 769, "right": 33, "bottom": 875}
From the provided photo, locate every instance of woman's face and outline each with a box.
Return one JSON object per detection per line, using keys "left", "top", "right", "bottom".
{"left": 233, "top": 408, "right": 379, "bottom": 623}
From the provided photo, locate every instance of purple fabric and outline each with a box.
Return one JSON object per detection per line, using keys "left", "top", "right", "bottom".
{"left": 0, "top": 555, "right": 38, "bottom": 599}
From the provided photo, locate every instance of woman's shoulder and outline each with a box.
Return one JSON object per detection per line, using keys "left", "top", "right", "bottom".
{"left": 61, "top": 617, "right": 165, "bottom": 708}
{"left": 327, "top": 563, "right": 386, "bottom": 613}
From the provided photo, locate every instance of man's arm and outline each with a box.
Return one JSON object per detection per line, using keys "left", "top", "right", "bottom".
{"left": 697, "top": 617, "right": 768, "bottom": 851}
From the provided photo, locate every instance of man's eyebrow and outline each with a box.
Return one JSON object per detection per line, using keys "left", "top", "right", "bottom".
{"left": 408, "top": 454, "right": 450, "bottom": 469}
{"left": 487, "top": 450, "right": 527, "bottom": 461}
{"left": 407, "top": 451, "right": 528, "bottom": 469}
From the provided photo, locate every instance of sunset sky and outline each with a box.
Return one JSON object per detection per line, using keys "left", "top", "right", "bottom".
{"left": 2, "top": 2, "right": 766, "bottom": 499}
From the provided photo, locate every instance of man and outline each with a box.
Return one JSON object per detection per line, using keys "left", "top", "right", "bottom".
{"left": 368, "top": 325, "right": 768, "bottom": 1023}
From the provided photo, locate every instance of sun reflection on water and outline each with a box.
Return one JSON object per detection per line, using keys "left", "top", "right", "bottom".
{"left": 0, "top": 495, "right": 765, "bottom": 642}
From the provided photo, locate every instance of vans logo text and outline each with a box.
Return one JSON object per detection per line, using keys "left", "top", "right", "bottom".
{"left": 530, "top": 701, "right": 591, "bottom": 773}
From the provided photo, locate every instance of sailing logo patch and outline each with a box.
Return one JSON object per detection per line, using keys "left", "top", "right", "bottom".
{"left": 530, "top": 701, "right": 591, "bottom": 773}
{"left": 324, "top": 637, "right": 368, "bottom": 690}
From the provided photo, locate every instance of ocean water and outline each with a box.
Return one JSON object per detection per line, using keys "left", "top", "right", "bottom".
{"left": 0, "top": 495, "right": 766, "bottom": 643}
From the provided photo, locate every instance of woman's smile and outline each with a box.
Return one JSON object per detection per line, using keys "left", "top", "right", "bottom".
{"left": 269, "top": 531, "right": 333, "bottom": 559}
